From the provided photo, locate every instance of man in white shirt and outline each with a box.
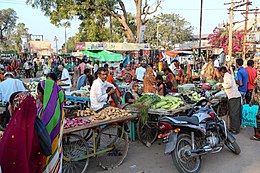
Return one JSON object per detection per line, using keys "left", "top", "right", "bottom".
{"left": 58, "top": 65, "right": 72, "bottom": 95}
{"left": 90, "top": 67, "right": 120, "bottom": 112}
{"left": 214, "top": 58, "right": 220, "bottom": 68}
{"left": 135, "top": 63, "right": 146, "bottom": 82}
{"left": 93, "top": 59, "right": 100, "bottom": 75}
{"left": 169, "top": 59, "right": 178, "bottom": 73}
{"left": 23, "top": 60, "right": 30, "bottom": 78}
{"left": 219, "top": 66, "right": 241, "bottom": 134}
{"left": 0, "top": 72, "right": 26, "bottom": 125}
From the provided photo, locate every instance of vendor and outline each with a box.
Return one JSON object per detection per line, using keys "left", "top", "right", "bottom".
{"left": 119, "top": 64, "right": 135, "bottom": 82}
{"left": 76, "top": 68, "right": 94, "bottom": 90}
{"left": 90, "top": 67, "right": 121, "bottom": 112}
{"left": 124, "top": 82, "right": 141, "bottom": 104}
{"left": 58, "top": 65, "right": 72, "bottom": 95}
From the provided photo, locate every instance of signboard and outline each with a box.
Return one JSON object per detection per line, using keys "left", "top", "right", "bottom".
{"left": 75, "top": 42, "right": 86, "bottom": 50}
{"left": 76, "top": 42, "right": 150, "bottom": 51}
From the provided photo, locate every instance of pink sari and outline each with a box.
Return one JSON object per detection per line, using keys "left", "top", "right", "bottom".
{"left": 0, "top": 92, "right": 42, "bottom": 173}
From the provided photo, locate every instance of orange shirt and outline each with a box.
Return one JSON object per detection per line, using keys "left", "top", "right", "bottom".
{"left": 246, "top": 66, "right": 257, "bottom": 90}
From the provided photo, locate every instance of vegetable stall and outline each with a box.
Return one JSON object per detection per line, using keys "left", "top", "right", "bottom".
{"left": 62, "top": 106, "right": 137, "bottom": 173}
{"left": 125, "top": 85, "right": 227, "bottom": 147}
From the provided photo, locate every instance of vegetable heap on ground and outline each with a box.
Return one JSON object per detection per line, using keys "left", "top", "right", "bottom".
{"left": 89, "top": 107, "right": 132, "bottom": 121}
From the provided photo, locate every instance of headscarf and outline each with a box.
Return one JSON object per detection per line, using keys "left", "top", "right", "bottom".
{"left": 0, "top": 91, "right": 42, "bottom": 173}
{"left": 38, "top": 80, "right": 65, "bottom": 173}
{"left": 128, "top": 81, "right": 140, "bottom": 99}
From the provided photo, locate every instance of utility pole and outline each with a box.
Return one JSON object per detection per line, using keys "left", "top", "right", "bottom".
{"left": 242, "top": 8, "right": 260, "bottom": 52}
{"left": 54, "top": 36, "right": 58, "bottom": 54}
{"left": 109, "top": 15, "right": 113, "bottom": 42}
{"left": 198, "top": 0, "right": 203, "bottom": 58}
{"left": 65, "top": 27, "right": 67, "bottom": 53}
{"left": 225, "top": 0, "right": 251, "bottom": 58}
{"left": 242, "top": 0, "right": 251, "bottom": 59}
{"left": 227, "top": 0, "right": 234, "bottom": 58}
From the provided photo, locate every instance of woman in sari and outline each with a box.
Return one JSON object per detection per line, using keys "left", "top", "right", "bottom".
{"left": 164, "top": 67, "right": 178, "bottom": 93}
{"left": 124, "top": 81, "right": 141, "bottom": 104}
{"left": 37, "top": 80, "right": 65, "bottom": 173}
{"left": 143, "top": 65, "right": 156, "bottom": 93}
{"left": 250, "top": 75, "right": 260, "bottom": 141}
{"left": 0, "top": 91, "right": 43, "bottom": 173}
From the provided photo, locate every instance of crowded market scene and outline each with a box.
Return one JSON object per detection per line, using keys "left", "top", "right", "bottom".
{"left": 0, "top": 0, "right": 260, "bottom": 173}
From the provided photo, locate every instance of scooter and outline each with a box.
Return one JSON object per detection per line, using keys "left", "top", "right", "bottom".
{"left": 158, "top": 92, "right": 240, "bottom": 173}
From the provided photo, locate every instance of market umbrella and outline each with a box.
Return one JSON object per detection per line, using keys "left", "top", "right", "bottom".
{"left": 80, "top": 50, "right": 123, "bottom": 62}
{"left": 80, "top": 50, "right": 101, "bottom": 59}
{"left": 97, "top": 50, "right": 123, "bottom": 62}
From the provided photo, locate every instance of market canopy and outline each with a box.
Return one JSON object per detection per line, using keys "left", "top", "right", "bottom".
{"left": 166, "top": 51, "right": 194, "bottom": 58}
{"left": 80, "top": 50, "right": 123, "bottom": 62}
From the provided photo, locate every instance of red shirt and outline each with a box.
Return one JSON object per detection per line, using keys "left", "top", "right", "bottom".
{"left": 246, "top": 66, "right": 257, "bottom": 90}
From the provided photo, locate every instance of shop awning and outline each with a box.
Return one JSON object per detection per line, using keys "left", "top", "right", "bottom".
{"left": 166, "top": 50, "right": 194, "bottom": 57}
{"left": 80, "top": 50, "right": 123, "bottom": 62}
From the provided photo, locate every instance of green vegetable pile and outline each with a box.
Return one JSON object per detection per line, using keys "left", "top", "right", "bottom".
{"left": 188, "top": 91, "right": 202, "bottom": 102}
{"left": 151, "top": 96, "right": 185, "bottom": 110}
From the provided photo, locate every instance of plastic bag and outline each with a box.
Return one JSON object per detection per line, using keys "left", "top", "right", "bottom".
{"left": 241, "top": 104, "right": 258, "bottom": 128}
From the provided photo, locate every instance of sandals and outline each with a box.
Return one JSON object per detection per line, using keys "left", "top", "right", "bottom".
{"left": 250, "top": 136, "right": 260, "bottom": 141}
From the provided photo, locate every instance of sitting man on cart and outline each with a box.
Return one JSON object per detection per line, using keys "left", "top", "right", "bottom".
{"left": 90, "top": 67, "right": 121, "bottom": 112}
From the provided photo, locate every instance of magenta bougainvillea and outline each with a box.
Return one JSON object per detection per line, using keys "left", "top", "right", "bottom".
{"left": 208, "top": 27, "right": 244, "bottom": 56}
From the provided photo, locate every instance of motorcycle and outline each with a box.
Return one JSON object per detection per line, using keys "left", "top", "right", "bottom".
{"left": 158, "top": 91, "right": 241, "bottom": 173}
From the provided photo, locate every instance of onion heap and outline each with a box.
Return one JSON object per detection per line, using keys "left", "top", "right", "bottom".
{"left": 64, "top": 117, "right": 91, "bottom": 129}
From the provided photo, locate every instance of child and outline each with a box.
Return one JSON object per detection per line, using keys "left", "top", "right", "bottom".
{"left": 156, "top": 75, "right": 166, "bottom": 96}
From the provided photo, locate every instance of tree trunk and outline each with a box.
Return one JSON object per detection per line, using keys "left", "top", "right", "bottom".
{"left": 115, "top": 15, "right": 135, "bottom": 43}
{"left": 122, "top": 20, "right": 135, "bottom": 43}
{"left": 135, "top": 0, "right": 142, "bottom": 43}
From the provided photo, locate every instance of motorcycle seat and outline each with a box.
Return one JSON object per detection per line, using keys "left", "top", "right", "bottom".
{"left": 173, "top": 116, "right": 199, "bottom": 125}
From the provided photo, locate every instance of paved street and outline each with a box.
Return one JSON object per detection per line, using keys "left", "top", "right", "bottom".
{"left": 86, "top": 127, "right": 260, "bottom": 173}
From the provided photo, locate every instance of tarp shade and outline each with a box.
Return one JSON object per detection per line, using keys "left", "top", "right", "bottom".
{"left": 166, "top": 51, "right": 194, "bottom": 57}
{"left": 80, "top": 50, "right": 123, "bottom": 62}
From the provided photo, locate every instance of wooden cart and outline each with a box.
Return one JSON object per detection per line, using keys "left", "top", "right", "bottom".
{"left": 126, "top": 104, "right": 195, "bottom": 147}
{"left": 62, "top": 114, "right": 137, "bottom": 173}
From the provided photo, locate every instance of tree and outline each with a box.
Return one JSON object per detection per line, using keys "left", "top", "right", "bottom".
{"left": 144, "top": 13, "right": 193, "bottom": 49}
{"left": 208, "top": 27, "right": 244, "bottom": 56}
{"left": 11, "top": 23, "right": 29, "bottom": 51}
{"left": 26, "top": 0, "right": 163, "bottom": 43}
{"left": 0, "top": 8, "right": 18, "bottom": 45}
{"left": 62, "top": 33, "right": 81, "bottom": 53}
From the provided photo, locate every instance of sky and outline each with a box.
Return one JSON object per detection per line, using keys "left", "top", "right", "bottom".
{"left": 1, "top": 0, "right": 260, "bottom": 50}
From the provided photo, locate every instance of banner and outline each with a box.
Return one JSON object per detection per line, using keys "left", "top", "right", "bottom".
{"left": 76, "top": 42, "right": 150, "bottom": 51}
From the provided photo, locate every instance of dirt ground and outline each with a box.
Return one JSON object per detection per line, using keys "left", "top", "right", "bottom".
{"left": 85, "top": 127, "right": 260, "bottom": 173}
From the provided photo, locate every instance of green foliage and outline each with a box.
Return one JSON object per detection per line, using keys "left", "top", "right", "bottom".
{"left": 144, "top": 13, "right": 193, "bottom": 49}
{"left": 0, "top": 9, "right": 29, "bottom": 51}
{"left": 0, "top": 8, "right": 18, "bottom": 47}
{"left": 27, "top": 0, "right": 162, "bottom": 43}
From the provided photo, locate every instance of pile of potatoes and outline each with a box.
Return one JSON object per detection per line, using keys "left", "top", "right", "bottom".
{"left": 77, "top": 108, "right": 95, "bottom": 117}
{"left": 89, "top": 107, "right": 132, "bottom": 121}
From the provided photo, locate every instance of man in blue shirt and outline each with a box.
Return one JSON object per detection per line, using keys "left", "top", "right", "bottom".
{"left": 236, "top": 58, "right": 248, "bottom": 101}
{"left": 0, "top": 72, "right": 26, "bottom": 125}
{"left": 76, "top": 68, "right": 94, "bottom": 90}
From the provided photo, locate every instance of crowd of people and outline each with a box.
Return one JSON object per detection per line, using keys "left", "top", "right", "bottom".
{"left": 1, "top": 53, "right": 260, "bottom": 172}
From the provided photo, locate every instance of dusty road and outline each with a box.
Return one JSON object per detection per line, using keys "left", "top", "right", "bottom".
{"left": 85, "top": 127, "right": 260, "bottom": 173}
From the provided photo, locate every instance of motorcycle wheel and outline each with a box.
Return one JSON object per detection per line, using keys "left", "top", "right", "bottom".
{"left": 172, "top": 133, "right": 201, "bottom": 173}
{"left": 225, "top": 140, "right": 241, "bottom": 155}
